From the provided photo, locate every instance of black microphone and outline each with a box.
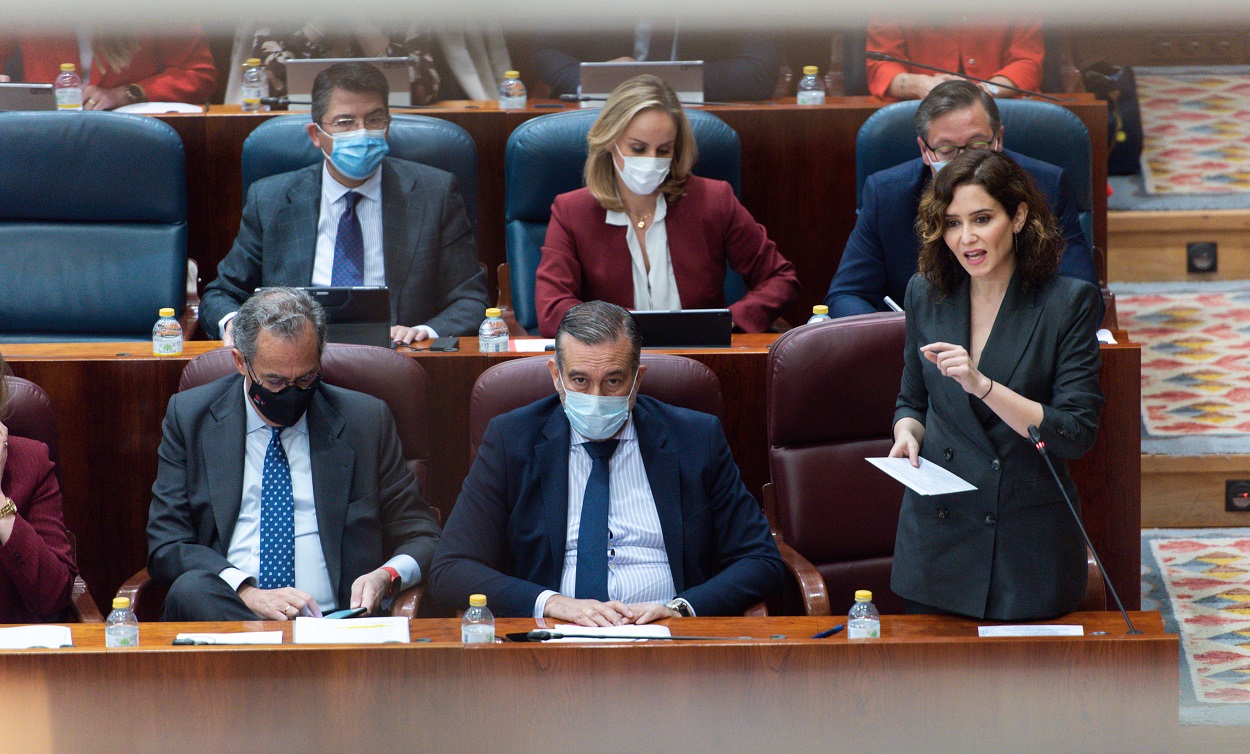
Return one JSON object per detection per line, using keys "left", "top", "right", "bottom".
{"left": 865, "top": 50, "right": 1060, "bottom": 102}
{"left": 524, "top": 629, "right": 752, "bottom": 642}
{"left": 1027, "top": 425, "right": 1140, "bottom": 634}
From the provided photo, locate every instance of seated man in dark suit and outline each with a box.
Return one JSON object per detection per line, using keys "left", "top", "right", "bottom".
{"left": 148, "top": 287, "right": 441, "bottom": 621}
{"left": 429, "top": 301, "right": 782, "bottom": 625}
{"left": 824, "top": 80, "right": 1100, "bottom": 319}
{"left": 200, "top": 61, "right": 489, "bottom": 346}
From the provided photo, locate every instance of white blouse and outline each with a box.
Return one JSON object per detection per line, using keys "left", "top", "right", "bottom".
{"left": 605, "top": 197, "right": 682, "bottom": 311}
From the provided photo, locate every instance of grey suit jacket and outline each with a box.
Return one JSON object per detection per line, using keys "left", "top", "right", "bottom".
{"left": 890, "top": 271, "right": 1103, "bottom": 620}
{"left": 199, "top": 157, "right": 489, "bottom": 338}
{"left": 147, "top": 374, "right": 442, "bottom": 608}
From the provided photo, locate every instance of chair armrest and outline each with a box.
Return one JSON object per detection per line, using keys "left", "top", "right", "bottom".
{"left": 1077, "top": 546, "right": 1107, "bottom": 612}
{"left": 495, "top": 263, "right": 528, "bottom": 337}
{"left": 181, "top": 258, "right": 202, "bottom": 341}
{"left": 743, "top": 602, "right": 768, "bottom": 617}
{"left": 775, "top": 533, "right": 831, "bottom": 617}
{"left": 390, "top": 584, "right": 426, "bottom": 618}
{"left": 70, "top": 576, "right": 104, "bottom": 622}
{"left": 116, "top": 568, "right": 170, "bottom": 623}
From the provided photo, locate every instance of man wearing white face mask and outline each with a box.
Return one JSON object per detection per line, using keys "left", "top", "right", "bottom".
{"left": 823, "top": 80, "right": 1099, "bottom": 321}
{"left": 200, "top": 61, "right": 489, "bottom": 345}
{"left": 429, "top": 301, "right": 783, "bottom": 626}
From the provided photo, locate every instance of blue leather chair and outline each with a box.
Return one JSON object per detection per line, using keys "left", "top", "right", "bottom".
{"left": 855, "top": 99, "right": 1095, "bottom": 252}
{"left": 503, "top": 108, "right": 745, "bottom": 334}
{"left": 0, "top": 111, "right": 187, "bottom": 342}
{"left": 241, "top": 113, "right": 479, "bottom": 227}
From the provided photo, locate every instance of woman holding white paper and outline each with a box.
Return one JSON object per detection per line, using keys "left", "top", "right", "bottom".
{"left": 887, "top": 150, "right": 1103, "bottom": 621}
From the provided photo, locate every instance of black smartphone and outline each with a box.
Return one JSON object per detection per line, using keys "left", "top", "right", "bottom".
{"left": 429, "top": 336, "right": 459, "bottom": 352}
{"left": 323, "top": 607, "right": 368, "bottom": 619}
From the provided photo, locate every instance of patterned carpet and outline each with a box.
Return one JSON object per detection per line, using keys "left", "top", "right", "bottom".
{"left": 1115, "top": 284, "right": 1250, "bottom": 440}
{"left": 1143, "top": 528, "right": 1250, "bottom": 724}
{"left": 1137, "top": 66, "right": 1250, "bottom": 195}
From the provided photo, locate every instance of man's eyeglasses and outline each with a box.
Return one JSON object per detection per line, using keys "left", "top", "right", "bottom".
{"left": 247, "top": 362, "right": 322, "bottom": 393}
{"left": 318, "top": 114, "right": 391, "bottom": 134}
{"left": 923, "top": 139, "right": 995, "bottom": 161}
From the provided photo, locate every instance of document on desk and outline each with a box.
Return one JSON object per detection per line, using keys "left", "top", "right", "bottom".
{"left": 0, "top": 625, "right": 73, "bottom": 649}
{"left": 866, "top": 457, "right": 976, "bottom": 496}
{"left": 510, "top": 338, "right": 556, "bottom": 353}
{"left": 545, "top": 624, "right": 672, "bottom": 642}
{"left": 175, "top": 631, "right": 283, "bottom": 645}
{"left": 978, "top": 624, "right": 1084, "bottom": 638}
{"left": 292, "top": 616, "right": 410, "bottom": 644}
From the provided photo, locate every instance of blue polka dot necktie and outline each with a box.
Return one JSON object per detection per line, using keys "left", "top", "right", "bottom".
{"left": 331, "top": 190, "right": 364, "bottom": 286}
{"left": 575, "top": 439, "right": 619, "bottom": 601}
{"left": 258, "top": 426, "right": 295, "bottom": 589}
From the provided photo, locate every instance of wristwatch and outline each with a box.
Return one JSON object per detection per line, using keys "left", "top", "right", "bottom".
{"left": 665, "top": 598, "right": 694, "bottom": 617}
{"left": 381, "top": 566, "right": 402, "bottom": 596}
{"left": 0, "top": 496, "right": 16, "bottom": 518}
{"left": 125, "top": 84, "right": 146, "bottom": 104}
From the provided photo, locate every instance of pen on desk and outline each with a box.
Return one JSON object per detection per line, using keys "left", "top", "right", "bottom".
{"left": 812, "top": 624, "right": 845, "bottom": 639}
{"left": 883, "top": 296, "right": 903, "bottom": 313}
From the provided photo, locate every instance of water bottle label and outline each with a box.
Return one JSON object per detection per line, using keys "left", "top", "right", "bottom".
{"left": 153, "top": 337, "right": 184, "bottom": 356}
{"left": 499, "top": 95, "right": 527, "bottom": 110}
{"left": 56, "top": 88, "right": 83, "bottom": 110}
{"left": 847, "top": 620, "right": 880, "bottom": 639}
{"left": 796, "top": 91, "right": 826, "bottom": 106}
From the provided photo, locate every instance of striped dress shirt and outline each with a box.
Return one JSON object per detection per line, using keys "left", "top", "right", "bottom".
{"left": 311, "top": 161, "right": 386, "bottom": 287}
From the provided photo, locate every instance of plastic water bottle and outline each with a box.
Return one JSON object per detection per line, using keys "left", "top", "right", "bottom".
{"left": 807, "top": 304, "right": 831, "bottom": 324}
{"left": 847, "top": 589, "right": 881, "bottom": 639}
{"left": 478, "top": 307, "right": 509, "bottom": 353}
{"left": 498, "top": 70, "right": 527, "bottom": 110}
{"left": 54, "top": 63, "right": 83, "bottom": 111}
{"left": 796, "top": 66, "right": 826, "bottom": 106}
{"left": 241, "top": 57, "right": 266, "bottom": 112}
{"left": 106, "top": 597, "right": 140, "bottom": 647}
{"left": 153, "top": 308, "right": 183, "bottom": 356}
{"left": 462, "top": 594, "right": 495, "bottom": 644}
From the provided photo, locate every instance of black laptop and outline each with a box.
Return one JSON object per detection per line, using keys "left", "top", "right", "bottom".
{"left": 631, "top": 309, "right": 733, "bottom": 348}
{"left": 288, "top": 286, "right": 391, "bottom": 347}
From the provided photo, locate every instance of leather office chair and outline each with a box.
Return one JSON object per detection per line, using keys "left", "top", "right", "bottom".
{"left": 501, "top": 108, "right": 747, "bottom": 334}
{"left": 854, "top": 98, "right": 1116, "bottom": 327}
{"left": 241, "top": 113, "right": 479, "bottom": 228}
{"left": 466, "top": 354, "right": 824, "bottom": 616}
{"left": 118, "top": 343, "right": 434, "bottom": 621}
{"left": 765, "top": 314, "right": 1106, "bottom": 617}
{"left": 2, "top": 376, "right": 104, "bottom": 621}
{"left": 0, "top": 111, "right": 188, "bottom": 343}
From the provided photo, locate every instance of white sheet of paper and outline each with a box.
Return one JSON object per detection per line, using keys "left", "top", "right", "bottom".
{"left": 978, "top": 624, "right": 1084, "bottom": 638}
{"left": 174, "top": 631, "right": 283, "bottom": 645}
{"left": 292, "top": 616, "right": 410, "bottom": 644}
{"left": 544, "top": 624, "right": 673, "bottom": 643}
{"left": 866, "top": 457, "right": 976, "bottom": 496}
{"left": 0, "top": 625, "right": 73, "bottom": 648}
{"left": 510, "top": 338, "right": 556, "bottom": 353}
{"left": 114, "top": 102, "right": 204, "bottom": 114}
{"left": 1096, "top": 329, "right": 1116, "bottom": 345}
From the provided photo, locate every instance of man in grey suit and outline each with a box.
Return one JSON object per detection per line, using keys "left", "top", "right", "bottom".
{"left": 199, "top": 61, "right": 488, "bottom": 345}
{"left": 148, "top": 288, "right": 441, "bottom": 621}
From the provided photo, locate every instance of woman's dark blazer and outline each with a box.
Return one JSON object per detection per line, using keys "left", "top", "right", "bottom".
{"left": 890, "top": 270, "right": 1104, "bottom": 620}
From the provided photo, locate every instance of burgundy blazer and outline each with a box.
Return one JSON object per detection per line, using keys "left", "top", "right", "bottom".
{"left": 0, "top": 436, "right": 76, "bottom": 623}
{"left": 535, "top": 176, "right": 801, "bottom": 337}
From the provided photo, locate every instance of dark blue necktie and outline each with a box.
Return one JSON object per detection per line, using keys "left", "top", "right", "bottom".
{"left": 331, "top": 190, "right": 364, "bottom": 286}
{"left": 574, "top": 439, "right": 620, "bottom": 601}
{"left": 258, "top": 426, "right": 295, "bottom": 589}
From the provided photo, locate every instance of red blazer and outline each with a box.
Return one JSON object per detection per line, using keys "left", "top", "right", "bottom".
{"left": 865, "top": 20, "right": 1044, "bottom": 98}
{"left": 0, "top": 436, "right": 76, "bottom": 623}
{"left": 536, "top": 176, "right": 801, "bottom": 337}
{"left": 0, "top": 29, "right": 217, "bottom": 104}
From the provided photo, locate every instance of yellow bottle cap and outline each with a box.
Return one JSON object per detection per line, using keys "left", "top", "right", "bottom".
{"left": 112, "top": 597, "right": 131, "bottom": 609}
{"left": 505, "top": 70, "right": 520, "bottom": 79}
{"left": 803, "top": 66, "right": 819, "bottom": 76}
{"left": 854, "top": 590, "right": 873, "bottom": 601}
{"left": 812, "top": 305, "right": 829, "bottom": 315}
{"left": 60, "top": 63, "right": 76, "bottom": 72}
{"left": 245, "top": 58, "right": 262, "bottom": 67}
{"left": 159, "top": 307, "right": 176, "bottom": 318}
{"left": 485, "top": 308, "right": 502, "bottom": 318}
{"left": 469, "top": 594, "right": 487, "bottom": 607}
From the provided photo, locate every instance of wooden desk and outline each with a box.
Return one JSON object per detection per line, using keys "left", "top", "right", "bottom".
{"left": 0, "top": 613, "right": 1175, "bottom": 751}
{"left": 2, "top": 336, "right": 1140, "bottom": 618}
{"left": 154, "top": 97, "right": 1107, "bottom": 324}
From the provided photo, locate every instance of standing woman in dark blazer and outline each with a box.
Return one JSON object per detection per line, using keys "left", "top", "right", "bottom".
{"left": 889, "top": 149, "right": 1103, "bottom": 621}
{"left": 535, "top": 74, "right": 800, "bottom": 337}
{"left": 0, "top": 354, "right": 77, "bottom": 622}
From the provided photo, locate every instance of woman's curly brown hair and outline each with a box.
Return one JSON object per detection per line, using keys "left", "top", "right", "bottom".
{"left": 915, "top": 149, "right": 1063, "bottom": 297}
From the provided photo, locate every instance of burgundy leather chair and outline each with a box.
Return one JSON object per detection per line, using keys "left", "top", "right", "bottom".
{"left": 118, "top": 344, "right": 434, "bottom": 620}
{"left": 766, "top": 313, "right": 1105, "bottom": 617}
{"left": 467, "top": 354, "right": 824, "bottom": 616}
{"left": 3, "top": 375, "right": 104, "bottom": 622}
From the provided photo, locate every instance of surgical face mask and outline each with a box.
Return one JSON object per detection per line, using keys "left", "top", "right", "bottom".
{"left": 247, "top": 368, "right": 321, "bottom": 427}
{"left": 930, "top": 159, "right": 949, "bottom": 173}
{"left": 558, "top": 370, "right": 640, "bottom": 441}
{"left": 320, "top": 126, "right": 389, "bottom": 181}
{"left": 614, "top": 144, "right": 671, "bottom": 196}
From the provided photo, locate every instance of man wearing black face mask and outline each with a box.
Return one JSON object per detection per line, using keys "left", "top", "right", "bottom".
{"left": 148, "top": 287, "right": 441, "bottom": 621}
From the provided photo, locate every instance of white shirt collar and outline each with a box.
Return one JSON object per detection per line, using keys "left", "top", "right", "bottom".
{"left": 321, "top": 160, "right": 383, "bottom": 206}
{"left": 605, "top": 194, "right": 668, "bottom": 227}
{"left": 243, "top": 380, "right": 309, "bottom": 436}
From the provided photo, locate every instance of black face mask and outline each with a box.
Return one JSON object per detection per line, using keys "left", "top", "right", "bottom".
{"left": 247, "top": 373, "right": 321, "bottom": 427}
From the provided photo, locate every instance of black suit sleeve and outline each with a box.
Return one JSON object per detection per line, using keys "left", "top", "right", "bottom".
{"left": 825, "top": 174, "right": 890, "bottom": 317}
{"left": 419, "top": 176, "right": 489, "bottom": 337}
{"left": 531, "top": 37, "right": 585, "bottom": 97}
{"left": 372, "top": 400, "right": 442, "bottom": 578}
{"left": 199, "top": 183, "right": 268, "bottom": 339}
{"left": 703, "top": 35, "right": 780, "bottom": 102}
{"left": 1038, "top": 282, "right": 1104, "bottom": 459}
{"left": 894, "top": 275, "right": 929, "bottom": 429}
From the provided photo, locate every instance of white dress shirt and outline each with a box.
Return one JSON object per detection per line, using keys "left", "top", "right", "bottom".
{"left": 534, "top": 416, "right": 678, "bottom": 618}
{"left": 605, "top": 197, "right": 682, "bottom": 312}
{"left": 219, "top": 383, "right": 419, "bottom": 613}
